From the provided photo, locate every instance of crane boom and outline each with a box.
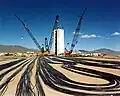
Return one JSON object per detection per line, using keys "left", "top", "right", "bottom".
{"left": 45, "top": 38, "right": 49, "bottom": 51}
{"left": 48, "top": 15, "right": 59, "bottom": 53}
{"left": 15, "top": 15, "right": 42, "bottom": 51}
{"left": 65, "top": 43, "right": 69, "bottom": 52}
{"left": 70, "top": 8, "right": 87, "bottom": 53}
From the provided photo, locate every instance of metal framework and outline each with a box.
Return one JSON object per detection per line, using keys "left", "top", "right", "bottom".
{"left": 70, "top": 8, "right": 87, "bottom": 53}
{"left": 65, "top": 43, "right": 69, "bottom": 52}
{"left": 15, "top": 15, "right": 42, "bottom": 52}
{"left": 45, "top": 38, "right": 49, "bottom": 51}
{"left": 48, "top": 15, "right": 59, "bottom": 53}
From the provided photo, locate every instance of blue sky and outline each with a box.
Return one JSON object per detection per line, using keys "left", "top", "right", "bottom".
{"left": 0, "top": 0, "right": 120, "bottom": 51}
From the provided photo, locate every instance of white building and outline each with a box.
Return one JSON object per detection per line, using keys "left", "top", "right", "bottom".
{"left": 92, "top": 53, "right": 102, "bottom": 56}
{"left": 0, "top": 53, "right": 6, "bottom": 56}
{"left": 52, "top": 28, "right": 64, "bottom": 56}
{"left": 16, "top": 52, "right": 23, "bottom": 56}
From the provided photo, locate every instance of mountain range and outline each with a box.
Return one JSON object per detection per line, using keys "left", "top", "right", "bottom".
{"left": 0, "top": 45, "right": 38, "bottom": 53}
{"left": 0, "top": 45, "right": 120, "bottom": 56}
{"left": 79, "top": 48, "right": 120, "bottom": 56}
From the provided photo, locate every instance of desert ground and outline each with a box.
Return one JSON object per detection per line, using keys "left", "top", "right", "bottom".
{"left": 0, "top": 56, "right": 120, "bottom": 96}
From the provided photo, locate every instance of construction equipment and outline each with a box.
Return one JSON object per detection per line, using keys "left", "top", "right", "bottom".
{"left": 65, "top": 8, "right": 87, "bottom": 55}
{"left": 45, "top": 38, "right": 49, "bottom": 51}
{"left": 44, "top": 38, "right": 49, "bottom": 55}
{"left": 15, "top": 15, "right": 46, "bottom": 56}
{"left": 48, "top": 15, "right": 59, "bottom": 54}
{"left": 65, "top": 43, "right": 69, "bottom": 52}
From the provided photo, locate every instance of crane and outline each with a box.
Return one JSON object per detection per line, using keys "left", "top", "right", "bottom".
{"left": 65, "top": 8, "right": 87, "bottom": 55}
{"left": 48, "top": 15, "right": 59, "bottom": 53}
{"left": 45, "top": 38, "right": 49, "bottom": 51}
{"left": 14, "top": 15, "right": 44, "bottom": 53}
{"left": 65, "top": 43, "right": 69, "bottom": 52}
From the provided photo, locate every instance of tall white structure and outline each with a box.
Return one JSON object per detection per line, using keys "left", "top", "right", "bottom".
{"left": 52, "top": 28, "right": 64, "bottom": 56}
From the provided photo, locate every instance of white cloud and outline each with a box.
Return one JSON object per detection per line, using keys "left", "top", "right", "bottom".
{"left": 111, "top": 32, "right": 120, "bottom": 36}
{"left": 106, "top": 38, "right": 110, "bottom": 39}
{"left": 72, "top": 32, "right": 81, "bottom": 35}
{"left": 72, "top": 32, "right": 75, "bottom": 35}
{"left": 98, "top": 35, "right": 101, "bottom": 38}
{"left": 80, "top": 34, "right": 97, "bottom": 38}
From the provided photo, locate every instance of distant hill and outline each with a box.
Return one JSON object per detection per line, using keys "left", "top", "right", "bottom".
{"left": 0, "top": 45, "right": 38, "bottom": 53}
{"left": 79, "top": 48, "right": 120, "bottom": 56}
{"left": 0, "top": 45, "right": 120, "bottom": 56}
{"left": 92, "top": 48, "right": 120, "bottom": 56}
